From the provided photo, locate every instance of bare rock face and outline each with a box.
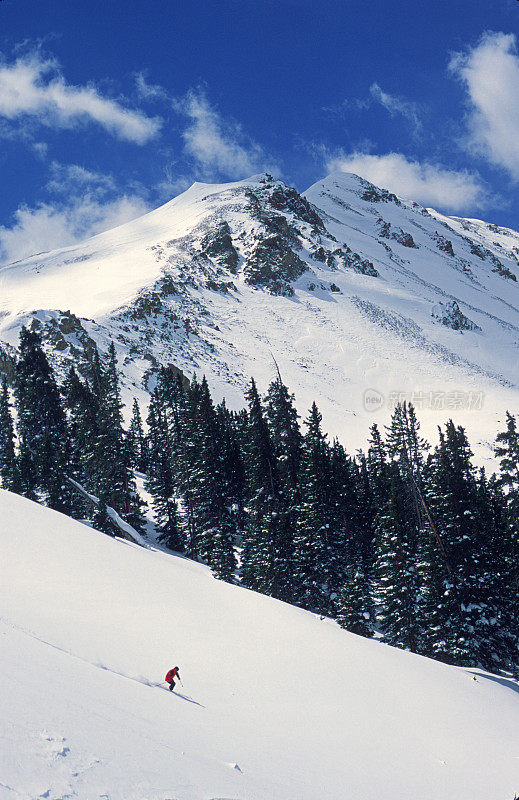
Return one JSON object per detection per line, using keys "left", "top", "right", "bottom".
{"left": 28, "top": 311, "right": 100, "bottom": 378}
{"left": 361, "top": 181, "right": 401, "bottom": 205}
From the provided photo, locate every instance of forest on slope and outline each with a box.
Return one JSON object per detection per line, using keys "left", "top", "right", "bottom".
{"left": 1, "top": 326, "right": 518, "bottom": 675}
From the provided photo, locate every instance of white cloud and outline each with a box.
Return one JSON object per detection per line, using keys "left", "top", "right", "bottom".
{"left": 327, "top": 152, "right": 489, "bottom": 211}
{"left": 450, "top": 32, "right": 519, "bottom": 179}
{"left": 32, "top": 141, "right": 48, "bottom": 160}
{"left": 179, "top": 90, "right": 276, "bottom": 179}
{"left": 369, "top": 83, "right": 422, "bottom": 133}
{"left": 0, "top": 194, "right": 149, "bottom": 264}
{"left": 46, "top": 162, "right": 116, "bottom": 195}
{"left": 0, "top": 52, "right": 161, "bottom": 144}
{"left": 135, "top": 72, "right": 170, "bottom": 104}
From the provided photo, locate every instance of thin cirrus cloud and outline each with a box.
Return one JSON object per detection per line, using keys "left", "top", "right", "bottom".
{"left": 180, "top": 90, "right": 270, "bottom": 178}
{"left": 46, "top": 162, "right": 117, "bottom": 195}
{"left": 136, "top": 76, "right": 278, "bottom": 180}
{"left": 323, "top": 83, "right": 422, "bottom": 135}
{"left": 369, "top": 83, "right": 422, "bottom": 134}
{"left": 450, "top": 31, "right": 519, "bottom": 180}
{"left": 327, "top": 152, "right": 490, "bottom": 212}
{"left": 0, "top": 52, "right": 162, "bottom": 144}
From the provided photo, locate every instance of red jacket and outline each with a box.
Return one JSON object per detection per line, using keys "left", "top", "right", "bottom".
{"left": 165, "top": 668, "right": 179, "bottom": 682}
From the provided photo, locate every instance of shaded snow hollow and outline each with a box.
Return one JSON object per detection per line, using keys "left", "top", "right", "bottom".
{"left": 1, "top": 490, "right": 518, "bottom": 800}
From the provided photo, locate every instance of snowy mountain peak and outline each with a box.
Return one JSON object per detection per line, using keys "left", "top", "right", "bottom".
{"left": 0, "top": 171, "right": 518, "bottom": 459}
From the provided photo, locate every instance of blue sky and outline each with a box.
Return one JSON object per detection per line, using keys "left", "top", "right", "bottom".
{"left": 1, "top": 0, "right": 519, "bottom": 261}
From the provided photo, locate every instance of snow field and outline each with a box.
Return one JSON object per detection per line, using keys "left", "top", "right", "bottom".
{"left": 1, "top": 489, "right": 518, "bottom": 800}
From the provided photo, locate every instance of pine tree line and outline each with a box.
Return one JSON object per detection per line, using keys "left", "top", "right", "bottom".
{"left": 0, "top": 327, "right": 517, "bottom": 673}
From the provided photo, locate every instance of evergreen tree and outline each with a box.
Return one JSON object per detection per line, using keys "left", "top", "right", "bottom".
{"left": 242, "top": 378, "right": 294, "bottom": 601}
{"left": 495, "top": 412, "right": 519, "bottom": 593}
{"left": 188, "top": 377, "right": 236, "bottom": 580}
{"left": 127, "top": 398, "right": 148, "bottom": 473}
{"left": 0, "top": 376, "right": 20, "bottom": 492}
{"left": 94, "top": 343, "right": 145, "bottom": 533}
{"left": 15, "top": 327, "right": 76, "bottom": 514}
{"left": 145, "top": 389, "right": 182, "bottom": 551}
{"left": 385, "top": 402, "right": 428, "bottom": 537}
{"left": 328, "top": 439, "right": 360, "bottom": 601}
{"left": 216, "top": 401, "right": 246, "bottom": 532}
{"left": 473, "top": 470, "right": 518, "bottom": 672}
{"left": 418, "top": 421, "right": 516, "bottom": 670}
{"left": 375, "top": 465, "right": 421, "bottom": 652}
{"left": 293, "top": 403, "right": 332, "bottom": 614}
{"left": 265, "top": 374, "right": 302, "bottom": 496}
{"left": 63, "top": 366, "right": 100, "bottom": 488}
{"left": 366, "top": 423, "right": 390, "bottom": 509}
{"left": 336, "top": 562, "right": 373, "bottom": 638}
{"left": 174, "top": 374, "right": 204, "bottom": 557}
{"left": 354, "top": 453, "right": 379, "bottom": 579}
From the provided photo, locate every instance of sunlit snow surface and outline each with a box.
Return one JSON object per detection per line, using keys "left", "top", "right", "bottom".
{"left": 1, "top": 489, "right": 518, "bottom": 800}
{"left": 0, "top": 172, "right": 518, "bottom": 465}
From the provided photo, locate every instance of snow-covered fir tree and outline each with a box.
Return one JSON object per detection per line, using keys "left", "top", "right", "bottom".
{"left": 418, "top": 421, "right": 517, "bottom": 670}
{"left": 336, "top": 561, "right": 373, "bottom": 638}
{"left": 375, "top": 465, "right": 421, "bottom": 653}
{"left": 293, "top": 402, "right": 333, "bottom": 614}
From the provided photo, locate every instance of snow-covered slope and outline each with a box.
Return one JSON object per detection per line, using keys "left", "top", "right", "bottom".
{"left": 1, "top": 489, "right": 518, "bottom": 800}
{"left": 0, "top": 172, "right": 518, "bottom": 461}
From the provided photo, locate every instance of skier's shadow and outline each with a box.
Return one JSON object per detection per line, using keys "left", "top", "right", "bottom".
{"left": 171, "top": 691, "right": 205, "bottom": 708}
{"left": 468, "top": 671, "right": 519, "bottom": 695}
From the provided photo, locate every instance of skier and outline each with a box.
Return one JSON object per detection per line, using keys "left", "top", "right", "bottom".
{"left": 165, "top": 666, "right": 181, "bottom": 691}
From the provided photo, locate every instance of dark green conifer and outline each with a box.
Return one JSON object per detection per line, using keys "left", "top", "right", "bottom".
{"left": 127, "top": 398, "right": 148, "bottom": 473}
{"left": 242, "top": 378, "right": 293, "bottom": 601}
{"left": 375, "top": 465, "right": 421, "bottom": 652}
{"left": 15, "top": 327, "right": 77, "bottom": 514}
{"left": 336, "top": 562, "right": 373, "bottom": 638}
{"left": 0, "top": 376, "right": 20, "bottom": 492}
{"left": 145, "top": 389, "right": 182, "bottom": 551}
{"left": 293, "top": 402, "right": 332, "bottom": 614}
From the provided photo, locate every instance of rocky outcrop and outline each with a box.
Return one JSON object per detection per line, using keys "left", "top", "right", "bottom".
{"left": 470, "top": 242, "right": 517, "bottom": 281}
{"left": 268, "top": 184, "right": 325, "bottom": 231}
{"left": 433, "top": 233, "right": 455, "bottom": 256}
{"left": 361, "top": 181, "right": 401, "bottom": 205}
{"left": 200, "top": 221, "right": 239, "bottom": 273}
{"left": 432, "top": 301, "right": 481, "bottom": 332}
{"left": 28, "top": 311, "right": 100, "bottom": 376}
{"left": 244, "top": 234, "right": 307, "bottom": 295}
{"left": 379, "top": 220, "right": 417, "bottom": 248}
